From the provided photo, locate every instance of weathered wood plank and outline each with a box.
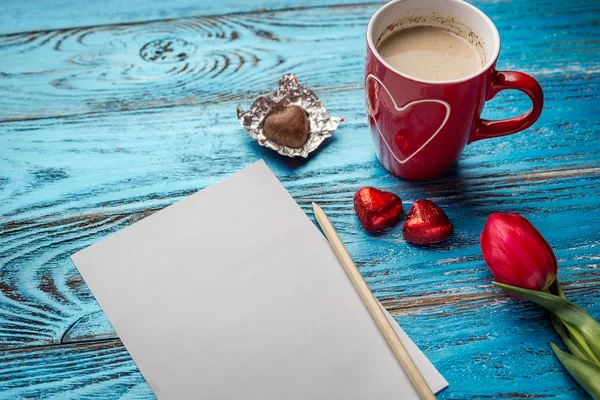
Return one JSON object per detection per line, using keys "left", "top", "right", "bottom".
{"left": 1, "top": 77, "right": 599, "bottom": 397}
{"left": 1, "top": 295, "right": 597, "bottom": 399}
{"left": 1, "top": 0, "right": 599, "bottom": 398}
{"left": 0, "top": 0, "right": 598, "bottom": 122}
{"left": 0, "top": 0, "right": 378, "bottom": 36}
{"left": 1, "top": 85, "right": 599, "bottom": 346}
{"left": 0, "top": 340, "right": 149, "bottom": 399}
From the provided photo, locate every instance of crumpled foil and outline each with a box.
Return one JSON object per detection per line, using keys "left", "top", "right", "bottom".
{"left": 237, "top": 74, "right": 342, "bottom": 158}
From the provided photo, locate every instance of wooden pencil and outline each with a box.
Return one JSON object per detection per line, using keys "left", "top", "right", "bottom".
{"left": 312, "top": 202, "right": 436, "bottom": 400}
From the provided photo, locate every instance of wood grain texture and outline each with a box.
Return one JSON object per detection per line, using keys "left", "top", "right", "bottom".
{"left": 0, "top": 340, "right": 150, "bottom": 399}
{"left": 0, "top": 0, "right": 377, "bottom": 35}
{"left": 1, "top": 0, "right": 599, "bottom": 398}
{"left": 0, "top": 0, "right": 598, "bottom": 122}
{"left": 1, "top": 85, "right": 599, "bottom": 398}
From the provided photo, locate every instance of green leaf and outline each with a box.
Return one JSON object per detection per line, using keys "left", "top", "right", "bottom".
{"left": 551, "top": 343, "right": 600, "bottom": 399}
{"left": 549, "top": 278, "right": 566, "bottom": 299}
{"left": 551, "top": 314, "right": 589, "bottom": 361}
{"left": 548, "top": 281, "right": 599, "bottom": 364}
{"left": 493, "top": 282, "right": 600, "bottom": 361}
{"left": 563, "top": 321, "right": 600, "bottom": 366}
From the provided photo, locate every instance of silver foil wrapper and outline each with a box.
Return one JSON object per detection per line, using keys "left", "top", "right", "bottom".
{"left": 237, "top": 74, "right": 342, "bottom": 158}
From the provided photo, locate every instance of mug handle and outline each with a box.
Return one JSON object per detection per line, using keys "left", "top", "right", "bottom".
{"left": 469, "top": 70, "right": 544, "bottom": 143}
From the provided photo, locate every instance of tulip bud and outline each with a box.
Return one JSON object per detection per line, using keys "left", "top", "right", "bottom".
{"left": 481, "top": 212, "right": 557, "bottom": 291}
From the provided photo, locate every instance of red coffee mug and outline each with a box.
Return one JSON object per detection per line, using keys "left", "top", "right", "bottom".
{"left": 366, "top": 0, "right": 543, "bottom": 180}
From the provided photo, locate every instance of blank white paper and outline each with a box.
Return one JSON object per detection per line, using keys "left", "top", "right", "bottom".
{"left": 72, "top": 160, "right": 447, "bottom": 399}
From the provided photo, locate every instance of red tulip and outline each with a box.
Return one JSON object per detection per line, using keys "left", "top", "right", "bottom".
{"left": 481, "top": 213, "right": 557, "bottom": 291}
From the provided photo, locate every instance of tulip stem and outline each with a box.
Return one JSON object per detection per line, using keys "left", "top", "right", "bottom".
{"left": 551, "top": 343, "right": 600, "bottom": 399}
{"left": 550, "top": 279, "right": 566, "bottom": 300}
{"left": 492, "top": 281, "right": 600, "bottom": 361}
{"left": 551, "top": 314, "right": 589, "bottom": 361}
{"left": 563, "top": 321, "right": 600, "bottom": 366}
{"left": 548, "top": 279, "right": 600, "bottom": 365}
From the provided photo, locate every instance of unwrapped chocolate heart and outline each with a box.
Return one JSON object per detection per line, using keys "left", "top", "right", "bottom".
{"left": 354, "top": 187, "right": 403, "bottom": 233}
{"left": 237, "top": 74, "right": 342, "bottom": 158}
{"left": 263, "top": 105, "right": 310, "bottom": 148}
{"left": 403, "top": 199, "right": 453, "bottom": 244}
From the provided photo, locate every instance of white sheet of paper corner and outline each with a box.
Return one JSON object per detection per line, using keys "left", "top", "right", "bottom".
{"left": 71, "top": 160, "right": 447, "bottom": 399}
{"left": 379, "top": 304, "right": 448, "bottom": 394}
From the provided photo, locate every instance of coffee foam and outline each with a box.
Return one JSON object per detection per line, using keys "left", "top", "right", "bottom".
{"left": 375, "top": 11, "right": 487, "bottom": 65}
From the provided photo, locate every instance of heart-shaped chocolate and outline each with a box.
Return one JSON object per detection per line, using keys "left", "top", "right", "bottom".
{"left": 403, "top": 199, "right": 453, "bottom": 244}
{"left": 354, "top": 187, "right": 403, "bottom": 233}
{"left": 263, "top": 105, "right": 310, "bottom": 148}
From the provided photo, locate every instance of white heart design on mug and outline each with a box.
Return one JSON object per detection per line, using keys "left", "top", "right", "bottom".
{"left": 366, "top": 74, "right": 451, "bottom": 164}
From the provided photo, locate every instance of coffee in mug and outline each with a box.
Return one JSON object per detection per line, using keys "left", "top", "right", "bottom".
{"left": 377, "top": 26, "right": 485, "bottom": 81}
{"left": 365, "top": 0, "right": 544, "bottom": 180}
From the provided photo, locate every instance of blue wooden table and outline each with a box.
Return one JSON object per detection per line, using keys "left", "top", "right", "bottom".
{"left": 1, "top": 0, "right": 598, "bottom": 398}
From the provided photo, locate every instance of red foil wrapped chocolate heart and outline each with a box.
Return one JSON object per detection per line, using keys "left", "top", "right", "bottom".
{"left": 403, "top": 199, "right": 453, "bottom": 244}
{"left": 354, "top": 187, "right": 403, "bottom": 233}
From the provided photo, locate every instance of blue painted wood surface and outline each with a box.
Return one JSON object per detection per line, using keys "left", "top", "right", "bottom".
{"left": 0, "top": 0, "right": 599, "bottom": 398}
{"left": 0, "top": 0, "right": 374, "bottom": 35}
